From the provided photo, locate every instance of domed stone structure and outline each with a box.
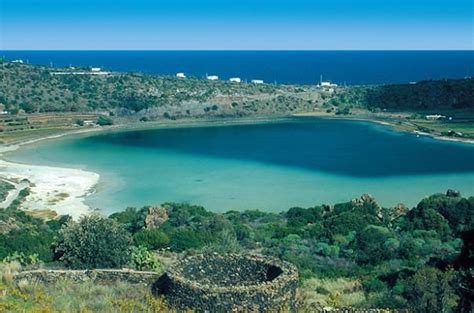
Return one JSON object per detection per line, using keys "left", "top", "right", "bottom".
{"left": 154, "top": 253, "right": 299, "bottom": 312}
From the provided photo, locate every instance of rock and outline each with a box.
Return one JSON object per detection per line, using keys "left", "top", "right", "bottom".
{"left": 351, "top": 193, "right": 382, "bottom": 218}
{"left": 14, "top": 269, "right": 160, "bottom": 285}
{"left": 390, "top": 203, "right": 408, "bottom": 220}
{"left": 446, "top": 189, "right": 461, "bottom": 197}
{"left": 0, "top": 217, "right": 19, "bottom": 234}
{"left": 145, "top": 206, "right": 169, "bottom": 229}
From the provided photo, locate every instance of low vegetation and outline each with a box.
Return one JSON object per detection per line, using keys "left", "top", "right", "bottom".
{"left": 0, "top": 180, "right": 14, "bottom": 202}
{"left": 0, "top": 191, "right": 472, "bottom": 311}
{"left": 0, "top": 262, "right": 174, "bottom": 312}
{"left": 2, "top": 61, "right": 474, "bottom": 144}
{"left": 0, "top": 61, "right": 323, "bottom": 122}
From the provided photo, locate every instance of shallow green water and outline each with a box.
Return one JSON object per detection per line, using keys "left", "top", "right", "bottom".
{"left": 8, "top": 118, "right": 474, "bottom": 214}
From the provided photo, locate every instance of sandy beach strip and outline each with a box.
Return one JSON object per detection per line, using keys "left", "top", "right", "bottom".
{"left": 0, "top": 159, "right": 99, "bottom": 219}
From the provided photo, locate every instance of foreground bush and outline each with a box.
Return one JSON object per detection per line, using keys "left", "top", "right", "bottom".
{"left": 53, "top": 214, "right": 132, "bottom": 269}
{"left": 128, "top": 246, "right": 162, "bottom": 272}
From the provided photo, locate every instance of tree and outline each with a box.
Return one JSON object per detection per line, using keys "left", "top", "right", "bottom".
{"left": 133, "top": 229, "right": 170, "bottom": 250}
{"left": 354, "top": 225, "right": 395, "bottom": 264}
{"left": 404, "top": 206, "right": 452, "bottom": 240}
{"left": 19, "top": 102, "right": 37, "bottom": 113}
{"left": 97, "top": 115, "right": 113, "bottom": 126}
{"left": 53, "top": 214, "right": 132, "bottom": 269}
{"left": 403, "top": 267, "right": 458, "bottom": 313}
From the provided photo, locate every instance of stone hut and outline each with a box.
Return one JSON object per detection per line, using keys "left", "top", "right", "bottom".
{"left": 154, "top": 253, "right": 299, "bottom": 312}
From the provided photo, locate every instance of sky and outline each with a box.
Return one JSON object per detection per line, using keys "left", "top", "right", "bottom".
{"left": 0, "top": 0, "right": 472, "bottom": 50}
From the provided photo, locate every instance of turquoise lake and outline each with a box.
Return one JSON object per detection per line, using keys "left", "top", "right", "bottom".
{"left": 8, "top": 118, "right": 474, "bottom": 214}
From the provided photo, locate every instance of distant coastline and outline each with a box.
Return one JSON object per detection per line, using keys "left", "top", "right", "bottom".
{"left": 2, "top": 50, "right": 473, "bottom": 85}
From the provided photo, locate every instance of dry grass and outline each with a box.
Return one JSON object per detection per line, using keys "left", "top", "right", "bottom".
{"left": 24, "top": 209, "right": 58, "bottom": 220}
{"left": 0, "top": 261, "right": 178, "bottom": 313}
{"left": 299, "top": 277, "right": 366, "bottom": 309}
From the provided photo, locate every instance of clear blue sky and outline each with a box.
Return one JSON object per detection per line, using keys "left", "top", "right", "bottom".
{"left": 0, "top": 0, "right": 472, "bottom": 50}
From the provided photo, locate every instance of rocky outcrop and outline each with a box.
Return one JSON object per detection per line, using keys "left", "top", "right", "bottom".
{"left": 155, "top": 253, "right": 299, "bottom": 312}
{"left": 145, "top": 206, "right": 168, "bottom": 229}
{"left": 351, "top": 193, "right": 383, "bottom": 218}
{"left": 446, "top": 189, "right": 461, "bottom": 197}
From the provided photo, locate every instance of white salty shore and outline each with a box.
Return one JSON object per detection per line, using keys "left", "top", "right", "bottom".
{"left": 0, "top": 137, "right": 100, "bottom": 219}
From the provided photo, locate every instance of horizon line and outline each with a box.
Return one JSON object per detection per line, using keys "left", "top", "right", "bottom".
{"left": 1, "top": 49, "right": 473, "bottom": 52}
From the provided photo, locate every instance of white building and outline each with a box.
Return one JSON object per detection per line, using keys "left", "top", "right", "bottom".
{"left": 207, "top": 75, "right": 219, "bottom": 81}
{"left": 425, "top": 114, "right": 446, "bottom": 120}
{"left": 229, "top": 77, "right": 241, "bottom": 83}
{"left": 251, "top": 79, "right": 264, "bottom": 84}
{"left": 318, "top": 75, "right": 338, "bottom": 88}
{"left": 176, "top": 72, "right": 186, "bottom": 79}
{"left": 320, "top": 81, "right": 338, "bottom": 88}
{"left": 91, "top": 67, "right": 101, "bottom": 72}
{"left": 12, "top": 59, "right": 24, "bottom": 64}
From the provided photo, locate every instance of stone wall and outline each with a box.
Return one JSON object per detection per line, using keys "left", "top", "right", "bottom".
{"left": 14, "top": 269, "right": 160, "bottom": 285}
{"left": 154, "top": 253, "right": 299, "bottom": 312}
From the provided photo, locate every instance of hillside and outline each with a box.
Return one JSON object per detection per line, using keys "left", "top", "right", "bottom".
{"left": 336, "top": 79, "right": 474, "bottom": 111}
{"left": 1, "top": 191, "right": 472, "bottom": 311}
{"left": 0, "top": 61, "right": 325, "bottom": 119}
{"left": 1, "top": 60, "right": 474, "bottom": 143}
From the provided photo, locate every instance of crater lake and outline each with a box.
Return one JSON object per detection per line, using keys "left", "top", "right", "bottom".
{"left": 7, "top": 118, "right": 474, "bottom": 214}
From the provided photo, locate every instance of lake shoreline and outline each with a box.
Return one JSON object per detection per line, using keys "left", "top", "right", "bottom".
{"left": 0, "top": 116, "right": 295, "bottom": 219}
{"left": 1, "top": 114, "right": 472, "bottom": 219}
{"left": 294, "top": 112, "right": 474, "bottom": 145}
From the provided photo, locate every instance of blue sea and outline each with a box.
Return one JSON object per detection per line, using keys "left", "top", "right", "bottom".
{"left": 1, "top": 50, "right": 473, "bottom": 85}
{"left": 7, "top": 118, "right": 474, "bottom": 214}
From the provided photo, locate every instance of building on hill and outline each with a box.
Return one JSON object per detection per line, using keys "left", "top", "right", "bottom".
{"left": 229, "top": 77, "right": 241, "bottom": 83}
{"left": 425, "top": 114, "right": 446, "bottom": 120}
{"left": 251, "top": 79, "right": 264, "bottom": 84}
{"left": 176, "top": 72, "right": 186, "bottom": 79}
{"left": 207, "top": 75, "right": 219, "bottom": 81}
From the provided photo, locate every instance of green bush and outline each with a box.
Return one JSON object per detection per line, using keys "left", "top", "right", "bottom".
{"left": 53, "top": 214, "right": 132, "bottom": 269}
{"left": 133, "top": 229, "right": 170, "bottom": 250}
{"left": 128, "top": 245, "right": 162, "bottom": 272}
{"left": 354, "top": 225, "right": 395, "bottom": 264}
{"left": 97, "top": 116, "right": 113, "bottom": 126}
{"left": 169, "top": 229, "right": 209, "bottom": 252}
{"left": 3, "top": 251, "right": 41, "bottom": 266}
{"left": 109, "top": 207, "right": 147, "bottom": 233}
{"left": 362, "top": 278, "right": 387, "bottom": 293}
{"left": 402, "top": 267, "right": 458, "bottom": 312}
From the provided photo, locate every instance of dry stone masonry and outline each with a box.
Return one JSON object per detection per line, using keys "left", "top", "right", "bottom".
{"left": 14, "top": 269, "right": 160, "bottom": 285}
{"left": 154, "top": 253, "right": 299, "bottom": 312}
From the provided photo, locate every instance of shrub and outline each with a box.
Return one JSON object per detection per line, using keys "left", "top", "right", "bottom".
{"left": 128, "top": 246, "right": 162, "bottom": 272}
{"left": 170, "top": 229, "right": 209, "bottom": 252}
{"left": 363, "top": 278, "right": 387, "bottom": 293}
{"left": 53, "top": 214, "right": 132, "bottom": 269}
{"left": 109, "top": 207, "right": 147, "bottom": 233}
{"left": 354, "top": 225, "right": 395, "bottom": 264}
{"left": 3, "top": 252, "right": 41, "bottom": 267}
{"left": 133, "top": 229, "right": 170, "bottom": 250}
{"left": 97, "top": 116, "right": 113, "bottom": 126}
{"left": 402, "top": 267, "right": 458, "bottom": 312}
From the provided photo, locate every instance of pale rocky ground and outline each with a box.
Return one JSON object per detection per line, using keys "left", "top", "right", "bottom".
{"left": 0, "top": 158, "right": 99, "bottom": 219}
